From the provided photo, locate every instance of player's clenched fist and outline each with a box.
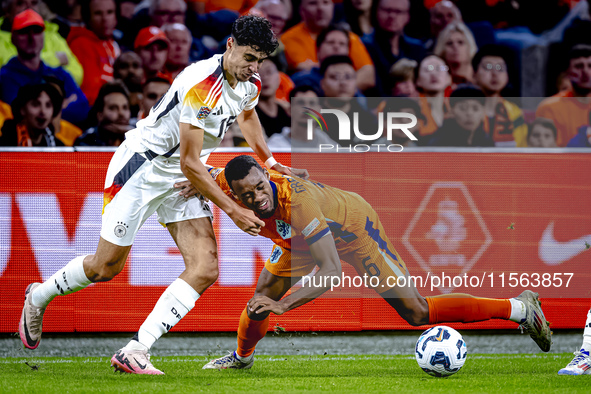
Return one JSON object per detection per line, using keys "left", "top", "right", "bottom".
{"left": 230, "top": 207, "right": 265, "bottom": 236}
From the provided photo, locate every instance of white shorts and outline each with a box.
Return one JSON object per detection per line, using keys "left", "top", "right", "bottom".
{"left": 100, "top": 141, "right": 213, "bottom": 246}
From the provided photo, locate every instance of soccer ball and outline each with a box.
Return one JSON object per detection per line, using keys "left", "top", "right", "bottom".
{"left": 415, "top": 325, "right": 467, "bottom": 377}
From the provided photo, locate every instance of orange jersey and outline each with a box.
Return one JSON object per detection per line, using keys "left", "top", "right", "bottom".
{"left": 209, "top": 168, "right": 400, "bottom": 259}
{"left": 535, "top": 90, "right": 590, "bottom": 147}
{"left": 281, "top": 22, "right": 373, "bottom": 72}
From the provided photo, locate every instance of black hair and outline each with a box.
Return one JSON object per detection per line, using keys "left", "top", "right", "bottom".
{"left": 320, "top": 55, "right": 354, "bottom": 77}
{"left": 382, "top": 97, "right": 425, "bottom": 122}
{"left": 11, "top": 83, "right": 63, "bottom": 123}
{"left": 528, "top": 118, "right": 557, "bottom": 140}
{"left": 143, "top": 75, "right": 172, "bottom": 87}
{"left": 316, "top": 24, "right": 350, "bottom": 50}
{"left": 231, "top": 15, "right": 279, "bottom": 56}
{"left": 450, "top": 84, "right": 485, "bottom": 107}
{"left": 471, "top": 44, "right": 513, "bottom": 72}
{"left": 568, "top": 44, "right": 591, "bottom": 62}
{"left": 225, "top": 155, "right": 263, "bottom": 191}
{"left": 289, "top": 84, "right": 320, "bottom": 101}
{"left": 93, "top": 80, "right": 130, "bottom": 113}
{"left": 42, "top": 75, "right": 66, "bottom": 98}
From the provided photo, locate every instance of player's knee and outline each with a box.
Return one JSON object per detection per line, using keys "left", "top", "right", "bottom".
{"left": 200, "top": 265, "right": 219, "bottom": 288}
{"left": 85, "top": 255, "right": 124, "bottom": 282}
{"left": 186, "top": 251, "right": 219, "bottom": 287}
{"left": 401, "top": 299, "right": 430, "bottom": 326}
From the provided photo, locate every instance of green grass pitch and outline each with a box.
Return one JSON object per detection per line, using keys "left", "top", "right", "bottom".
{"left": 0, "top": 354, "right": 588, "bottom": 393}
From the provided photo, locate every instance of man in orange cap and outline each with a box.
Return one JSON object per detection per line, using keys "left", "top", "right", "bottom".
{"left": 135, "top": 26, "right": 169, "bottom": 79}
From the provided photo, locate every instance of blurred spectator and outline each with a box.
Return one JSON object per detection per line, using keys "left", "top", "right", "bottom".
{"left": 472, "top": 44, "right": 527, "bottom": 147}
{"left": 42, "top": 0, "right": 83, "bottom": 39}
{"left": 434, "top": 22, "right": 477, "bottom": 89}
{"left": 256, "top": 58, "right": 291, "bottom": 138}
{"left": 362, "top": 0, "right": 426, "bottom": 96}
{"left": 376, "top": 97, "right": 425, "bottom": 146}
{"left": 536, "top": 44, "right": 591, "bottom": 147}
{"left": 0, "top": 0, "right": 83, "bottom": 85}
{"left": 68, "top": 0, "right": 121, "bottom": 106}
{"left": 75, "top": 81, "right": 132, "bottom": 146}
{"left": 319, "top": 55, "right": 378, "bottom": 144}
{"left": 44, "top": 75, "right": 83, "bottom": 146}
{"left": 389, "top": 57, "right": 418, "bottom": 97}
{"left": 0, "top": 99, "right": 11, "bottom": 131}
{"left": 149, "top": 0, "right": 186, "bottom": 27}
{"left": 567, "top": 111, "right": 591, "bottom": 147}
{"left": 268, "top": 85, "right": 338, "bottom": 148}
{"left": 135, "top": 26, "right": 169, "bottom": 79}
{"left": 162, "top": 23, "right": 191, "bottom": 80}
{"left": 254, "top": 0, "right": 289, "bottom": 36}
{"left": 138, "top": 75, "right": 170, "bottom": 120}
{"left": 556, "top": 71, "right": 573, "bottom": 93}
{"left": 0, "top": 83, "right": 64, "bottom": 146}
{"left": 253, "top": 0, "right": 290, "bottom": 77}
{"left": 425, "top": 0, "right": 462, "bottom": 52}
{"left": 0, "top": 10, "right": 89, "bottom": 126}
{"left": 113, "top": 51, "right": 144, "bottom": 118}
{"left": 281, "top": 0, "right": 374, "bottom": 82}
{"left": 428, "top": 85, "right": 494, "bottom": 147}
{"left": 527, "top": 118, "right": 558, "bottom": 148}
{"left": 114, "top": 0, "right": 143, "bottom": 50}
{"left": 188, "top": 0, "right": 257, "bottom": 14}
{"left": 291, "top": 25, "right": 374, "bottom": 92}
{"left": 343, "top": 0, "right": 374, "bottom": 41}
{"left": 415, "top": 55, "right": 451, "bottom": 139}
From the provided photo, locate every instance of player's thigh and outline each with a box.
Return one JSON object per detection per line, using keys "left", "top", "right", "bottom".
{"left": 167, "top": 217, "right": 217, "bottom": 271}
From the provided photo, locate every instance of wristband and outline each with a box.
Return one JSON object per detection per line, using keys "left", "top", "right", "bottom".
{"left": 264, "top": 157, "right": 278, "bottom": 169}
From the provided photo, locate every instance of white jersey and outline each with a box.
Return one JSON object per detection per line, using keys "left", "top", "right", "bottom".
{"left": 125, "top": 54, "right": 261, "bottom": 169}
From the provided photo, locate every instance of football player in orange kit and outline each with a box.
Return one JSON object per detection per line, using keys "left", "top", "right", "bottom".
{"left": 184, "top": 155, "right": 552, "bottom": 369}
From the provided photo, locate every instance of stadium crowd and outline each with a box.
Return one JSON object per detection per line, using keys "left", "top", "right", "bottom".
{"left": 0, "top": 0, "right": 590, "bottom": 148}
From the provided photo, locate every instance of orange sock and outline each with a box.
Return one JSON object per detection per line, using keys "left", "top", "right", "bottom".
{"left": 236, "top": 308, "right": 269, "bottom": 358}
{"left": 426, "top": 294, "right": 511, "bottom": 324}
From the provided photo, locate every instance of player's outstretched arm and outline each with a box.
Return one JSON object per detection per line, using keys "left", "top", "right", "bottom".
{"left": 237, "top": 108, "right": 310, "bottom": 179}
{"left": 249, "top": 234, "right": 342, "bottom": 315}
{"left": 179, "top": 123, "right": 264, "bottom": 236}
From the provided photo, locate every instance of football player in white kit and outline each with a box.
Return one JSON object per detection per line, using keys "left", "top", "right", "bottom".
{"left": 18, "top": 15, "right": 306, "bottom": 375}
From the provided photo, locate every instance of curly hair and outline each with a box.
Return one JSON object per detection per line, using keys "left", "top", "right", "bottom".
{"left": 225, "top": 155, "right": 263, "bottom": 191}
{"left": 231, "top": 15, "right": 279, "bottom": 56}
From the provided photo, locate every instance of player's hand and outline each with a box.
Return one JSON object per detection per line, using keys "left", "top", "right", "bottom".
{"left": 230, "top": 207, "right": 265, "bottom": 236}
{"left": 173, "top": 181, "right": 208, "bottom": 200}
{"left": 248, "top": 295, "right": 286, "bottom": 315}
{"left": 272, "top": 163, "right": 310, "bottom": 180}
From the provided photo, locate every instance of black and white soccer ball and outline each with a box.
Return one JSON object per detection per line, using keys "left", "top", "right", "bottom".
{"left": 415, "top": 325, "right": 467, "bottom": 377}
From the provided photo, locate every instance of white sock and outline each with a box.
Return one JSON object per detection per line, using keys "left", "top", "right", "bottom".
{"left": 508, "top": 298, "right": 526, "bottom": 323}
{"left": 31, "top": 255, "right": 91, "bottom": 308}
{"left": 125, "top": 278, "right": 199, "bottom": 351}
{"left": 235, "top": 351, "right": 254, "bottom": 362}
{"left": 581, "top": 308, "right": 591, "bottom": 353}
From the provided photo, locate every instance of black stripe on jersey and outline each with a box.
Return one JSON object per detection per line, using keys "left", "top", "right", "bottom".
{"left": 155, "top": 91, "right": 179, "bottom": 122}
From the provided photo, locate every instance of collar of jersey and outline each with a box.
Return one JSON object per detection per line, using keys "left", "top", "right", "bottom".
{"left": 219, "top": 55, "right": 227, "bottom": 81}
{"left": 270, "top": 180, "right": 278, "bottom": 213}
